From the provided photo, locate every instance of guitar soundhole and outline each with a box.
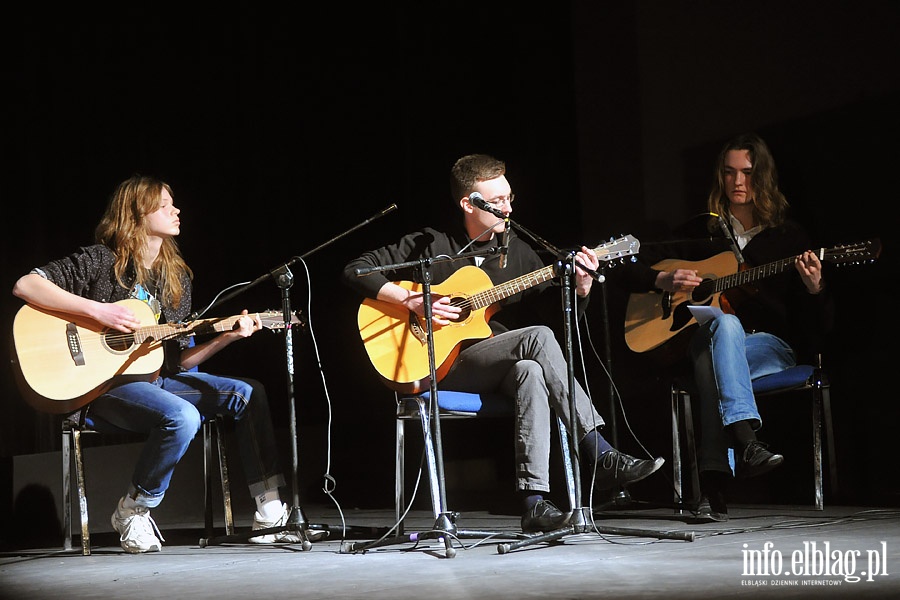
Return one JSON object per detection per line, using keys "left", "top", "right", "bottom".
{"left": 691, "top": 279, "right": 715, "bottom": 304}
{"left": 104, "top": 330, "right": 135, "bottom": 353}
{"left": 451, "top": 295, "right": 471, "bottom": 323}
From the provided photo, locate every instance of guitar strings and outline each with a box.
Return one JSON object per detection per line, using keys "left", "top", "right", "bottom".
{"left": 89, "top": 311, "right": 282, "bottom": 346}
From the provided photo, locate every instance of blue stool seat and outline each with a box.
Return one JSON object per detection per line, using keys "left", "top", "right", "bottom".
{"left": 752, "top": 364, "right": 815, "bottom": 395}
{"left": 404, "top": 390, "right": 512, "bottom": 417}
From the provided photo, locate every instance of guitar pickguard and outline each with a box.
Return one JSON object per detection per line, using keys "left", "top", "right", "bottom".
{"left": 670, "top": 297, "right": 713, "bottom": 332}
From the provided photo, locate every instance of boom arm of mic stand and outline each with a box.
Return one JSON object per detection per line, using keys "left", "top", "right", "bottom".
{"left": 504, "top": 217, "right": 604, "bottom": 283}
{"left": 196, "top": 204, "right": 399, "bottom": 318}
{"left": 354, "top": 247, "right": 501, "bottom": 277}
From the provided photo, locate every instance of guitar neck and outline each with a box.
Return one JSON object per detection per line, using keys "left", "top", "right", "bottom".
{"left": 136, "top": 315, "right": 245, "bottom": 341}
{"left": 712, "top": 254, "right": 801, "bottom": 293}
{"left": 464, "top": 236, "right": 640, "bottom": 310}
{"left": 468, "top": 265, "right": 557, "bottom": 310}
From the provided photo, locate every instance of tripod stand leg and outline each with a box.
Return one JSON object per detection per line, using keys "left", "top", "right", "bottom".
{"left": 199, "top": 505, "right": 313, "bottom": 549}
{"left": 497, "top": 506, "right": 695, "bottom": 553}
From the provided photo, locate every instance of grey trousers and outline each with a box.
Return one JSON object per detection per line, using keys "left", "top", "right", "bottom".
{"left": 439, "top": 325, "right": 605, "bottom": 492}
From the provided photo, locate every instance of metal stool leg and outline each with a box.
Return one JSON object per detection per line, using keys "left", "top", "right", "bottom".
{"left": 72, "top": 427, "right": 91, "bottom": 555}
{"left": 395, "top": 406, "right": 406, "bottom": 535}
{"left": 214, "top": 416, "right": 234, "bottom": 535}
{"left": 62, "top": 423, "right": 73, "bottom": 552}
{"left": 821, "top": 385, "right": 838, "bottom": 499}
{"left": 203, "top": 417, "right": 234, "bottom": 539}
{"left": 671, "top": 385, "right": 700, "bottom": 513}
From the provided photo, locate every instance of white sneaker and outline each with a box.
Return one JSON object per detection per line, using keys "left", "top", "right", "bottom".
{"left": 249, "top": 502, "right": 327, "bottom": 544}
{"left": 110, "top": 496, "right": 164, "bottom": 554}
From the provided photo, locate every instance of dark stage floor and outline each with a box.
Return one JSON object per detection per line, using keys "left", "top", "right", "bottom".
{"left": 2, "top": 503, "right": 899, "bottom": 599}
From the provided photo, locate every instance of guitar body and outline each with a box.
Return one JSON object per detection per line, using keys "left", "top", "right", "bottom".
{"left": 624, "top": 252, "right": 738, "bottom": 353}
{"left": 11, "top": 299, "right": 164, "bottom": 414}
{"left": 11, "top": 299, "right": 298, "bottom": 414}
{"left": 357, "top": 235, "right": 643, "bottom": 391}
{"left": 624, "top": 238, "right": 881, "bottom": 354}
{"left": 358, "top": 266, "right": 497, "bottom": 393}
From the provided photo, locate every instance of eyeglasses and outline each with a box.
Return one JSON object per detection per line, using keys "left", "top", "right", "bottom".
{"left": 484, "top": 193, "right": 515, "bottom": 207}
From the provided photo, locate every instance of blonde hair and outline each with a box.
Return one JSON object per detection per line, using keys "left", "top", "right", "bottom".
{"left": 95, "top": 175, "right": 192, "bottom": 308}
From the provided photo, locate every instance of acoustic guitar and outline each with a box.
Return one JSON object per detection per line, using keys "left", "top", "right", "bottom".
{"left": 357, "top": 235, "right": 640, "bottom": 393}
{"left": 624, "top": 238, "right": 881, "bottom": 353}
{"left": 11, "top": 298, "right": 299, "bottom": 414}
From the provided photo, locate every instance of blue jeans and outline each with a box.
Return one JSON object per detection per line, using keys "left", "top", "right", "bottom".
{"left": 440, "top": 325, "right": 605, "bottom": 493}
{"left": 85, "top": 371, "right": 286, "bottom": 508}
{"left": 689, "top": 313, "right": 795, "bottom": 473}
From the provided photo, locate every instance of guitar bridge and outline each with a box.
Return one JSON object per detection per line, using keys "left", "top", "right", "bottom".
{"left": 408, "top": 312, "right": 427, "bottom": 345}
{"left": 661, "top": 292, "right": 672, "bottom": 319}
{"left": 66, "top": 322, "right": 85, "bottom": 366}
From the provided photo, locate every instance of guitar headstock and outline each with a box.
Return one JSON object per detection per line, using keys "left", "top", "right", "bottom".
{"left": 822, "top": 238, "right": 882, "bottom": 266}
{"left": 258, "top": 311, "right": 304, "bottom": 330}
{"left": 594, "top": 234, "right": 640, "bottom": 265}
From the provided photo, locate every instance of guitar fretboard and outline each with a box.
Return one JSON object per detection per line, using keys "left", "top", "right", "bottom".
{"left": 132, "top": 316, "right": 246, "bottom": 343}
{"left": 712, "top": 255, "right": 799, "bottom": 293}
{"left": 459, "top": 236, "right": 640, "bottom": 311}
{"left": 130, "top": 311, "right": 295, "bottom": 343}
{"left": 465, "top": 265, "right": 557, "bottom": 310}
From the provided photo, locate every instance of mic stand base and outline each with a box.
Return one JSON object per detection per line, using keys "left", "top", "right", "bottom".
{"left": 497, "top": 506, "right": 695, "bottom": 553}
{"left": 341, "top": 511, "right": 529, "bottom": 559}
{"left": 199, "top": 506, "right": 393, "bottom": 548}
{"left": 588, "top": 487, "right": 692, "bottom": 515}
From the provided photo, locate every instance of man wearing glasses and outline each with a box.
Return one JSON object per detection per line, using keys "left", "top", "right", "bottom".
{"left": 342, "top": 153, "right": 664, "bottom": 533}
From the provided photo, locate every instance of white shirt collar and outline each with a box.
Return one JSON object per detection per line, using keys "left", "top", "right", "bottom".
{"left": 729, "top": 212, "right": 763, "bottom": 250}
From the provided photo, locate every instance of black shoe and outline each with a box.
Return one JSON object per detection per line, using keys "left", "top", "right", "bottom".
{"left": 593, "top": 450, "right": 665, "bottom": 490}
{"left": 735, "top": 441, "right": 784, "bottom": 479}
{"left": 691, "top": 494, "right": 729, "bottom": 523}
{"left": 521, "top": 499, "right": 569, "bottom": 533}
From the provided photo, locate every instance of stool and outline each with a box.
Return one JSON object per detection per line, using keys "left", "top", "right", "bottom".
{"left": 672, "top": 362, "right": 838, "bottom": 511}
{"left": 396, "top": 390, "right": 576, "bottom": 534}
{"left": 61, "top": 414, "right": 234, "bottom": 555}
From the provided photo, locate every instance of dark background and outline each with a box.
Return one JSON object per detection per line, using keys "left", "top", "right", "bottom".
{"left": 3, "top": 3, "right": 898, "bottom": 515}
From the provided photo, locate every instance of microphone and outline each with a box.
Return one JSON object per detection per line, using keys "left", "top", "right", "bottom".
{"left": 378, "top": 203, "right": 398, "bottom": 217}
{"left": 716, "top": 212, "right": 745, "bottom": 265}
{"left": 499, "top": 220, "right": 510, "bottom": 269}
{"left": 468, "top": 192, "right": 506, "bottom": 219}
{"left": 469, "top": 192, "right": 510, "bottom": 267}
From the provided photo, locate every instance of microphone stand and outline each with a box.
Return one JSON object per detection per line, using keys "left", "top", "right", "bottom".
{"left": 343, "top": 248, "right": 529, "bottom": 558}
{"left": 716, "top": 212, "right": 745, "bottom": 265}
{"left": 200, "top": 205, "right": 398, "bottom": 548}
{"left": 492, "top": 218, "right": 695, "bottom": 553}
